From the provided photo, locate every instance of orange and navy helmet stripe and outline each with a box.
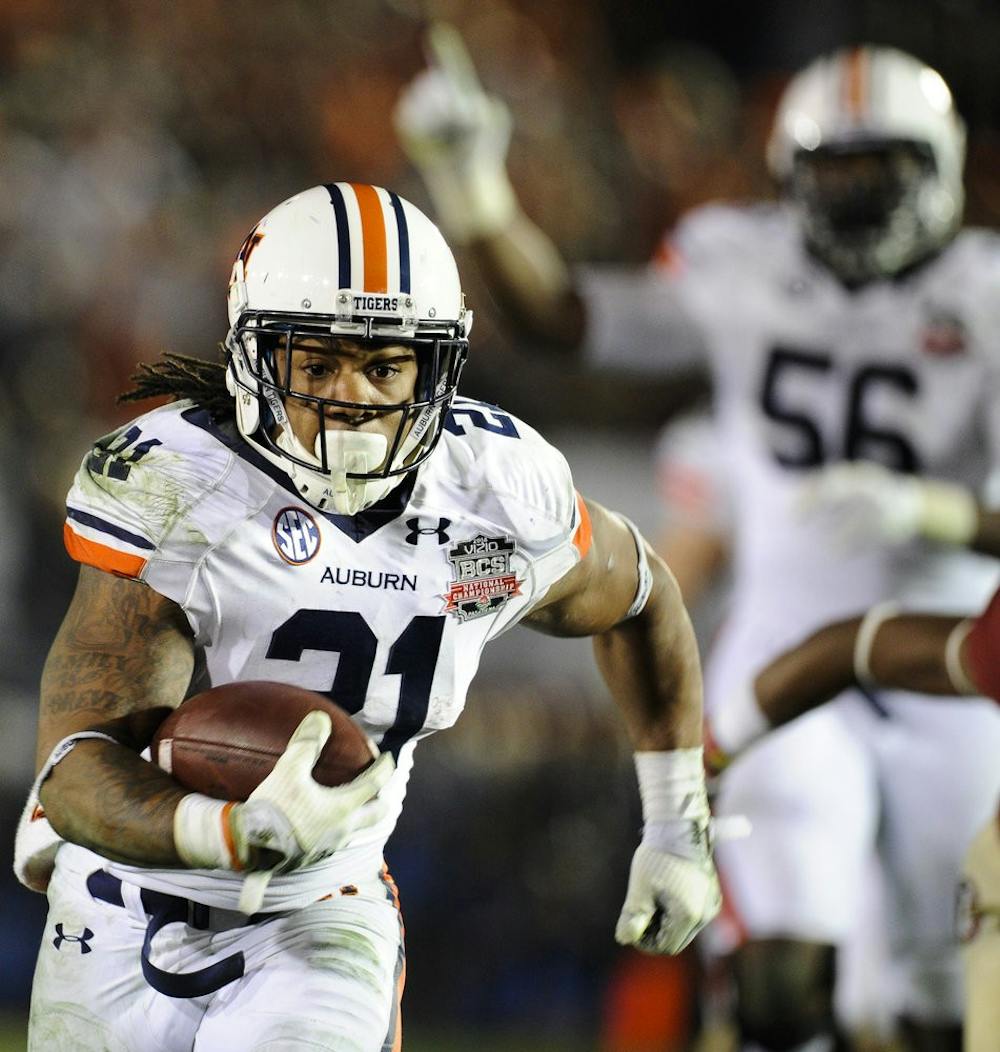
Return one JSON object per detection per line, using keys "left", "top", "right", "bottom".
{"left": 324, "top": 182, "right": 411, "bottom": 294}
{"left": 841, "top": 46, "right": 870, "bottom": 121}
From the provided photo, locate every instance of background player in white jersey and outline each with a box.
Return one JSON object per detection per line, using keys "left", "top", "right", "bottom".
{"left": 396, "top": 35, "right": 1000, "bottom": 1052}
{"left": 14, "top": 182, "right": 721, "bottom": 1051}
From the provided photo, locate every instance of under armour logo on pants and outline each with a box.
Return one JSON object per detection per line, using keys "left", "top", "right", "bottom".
{"left": 53, "top": 923, "right": 94, "bottom": 953}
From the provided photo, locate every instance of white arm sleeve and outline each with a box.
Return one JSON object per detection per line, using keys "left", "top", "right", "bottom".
{"left": 574, "top": 263, "right": 707, "bottom": 375}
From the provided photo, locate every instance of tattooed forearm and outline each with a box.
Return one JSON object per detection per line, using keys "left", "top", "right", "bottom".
{"left": 40, "top": 739, "right": 187, "bottom": 865}
{"left": 35, "top": 565, "right": 197, "bottom": 866}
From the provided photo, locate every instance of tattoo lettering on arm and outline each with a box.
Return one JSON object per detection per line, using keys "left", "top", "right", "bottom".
{"left": 38, "top": 566, "right": 195, "bottom": 761}
{"left": 37, "top": 565, "right": 197, "bottom": 865}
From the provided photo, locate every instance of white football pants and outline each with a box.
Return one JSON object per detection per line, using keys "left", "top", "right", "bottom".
{"left": 29, "top": 848, "right": 405, "bottom": 1051}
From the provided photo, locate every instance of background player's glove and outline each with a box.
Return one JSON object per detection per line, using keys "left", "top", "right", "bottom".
{"left": 797, "top": 461, "right": 978, "bottom": 549}
{"left": 615, "top": 749, "right": 722, "bottom": 954}
{"left": 394, "top": 22, "right": 516, "bottom": 243}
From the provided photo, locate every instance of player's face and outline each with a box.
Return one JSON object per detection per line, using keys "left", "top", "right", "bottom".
{"left": 276, "top": 337, "right": 419, "bottom": 456}
{"left": 793, "top": 144, "right": 925, "bottom": 233}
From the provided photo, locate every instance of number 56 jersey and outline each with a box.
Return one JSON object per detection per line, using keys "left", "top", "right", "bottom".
{"left": 580, "top": 202, "right": 1000, "bottom": 663}
{"left": 62, "top": 396, "right": 588, "bottom": 907}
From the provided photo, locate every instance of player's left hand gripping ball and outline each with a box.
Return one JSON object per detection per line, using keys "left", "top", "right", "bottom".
{"left": 615, "top": 836, "right": 722, "bottom": 955}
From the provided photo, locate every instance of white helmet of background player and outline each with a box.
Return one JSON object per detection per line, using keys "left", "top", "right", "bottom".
{"left": 767, "top": 45, "right": 966, "bottom": 283}
{"left": 226, "top": 183, "right": 471, "bottom": 515}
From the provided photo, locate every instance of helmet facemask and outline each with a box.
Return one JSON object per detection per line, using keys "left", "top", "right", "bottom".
{"left": 790, "top": 140, "right": 947, "bottom": 284}
{"left": 227, "top": 314, "right": 467, "bottom": 515}
{"left": 767, "top": 47, "right": 966, "bottom": 286}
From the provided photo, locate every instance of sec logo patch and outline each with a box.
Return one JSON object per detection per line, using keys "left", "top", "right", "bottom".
{"left": 272, "top": 507, "right": 321, "bottom": 565}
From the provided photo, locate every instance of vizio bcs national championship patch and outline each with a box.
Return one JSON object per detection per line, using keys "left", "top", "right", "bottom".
{"left": 441, "top": 534, "right": 522, "bottom": 622}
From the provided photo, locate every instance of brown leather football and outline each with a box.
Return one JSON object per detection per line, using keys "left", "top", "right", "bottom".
{"left": 151, "top": 681, "right": 376, "bottom": 801}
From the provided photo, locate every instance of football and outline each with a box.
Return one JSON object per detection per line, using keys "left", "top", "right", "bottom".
{"left": 151, "top": 681, "right": 377, "bottom": 801}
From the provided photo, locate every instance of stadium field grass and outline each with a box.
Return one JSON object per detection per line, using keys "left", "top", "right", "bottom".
{"left": 0, "top": 1015, "right": 590, "bottom": 1051}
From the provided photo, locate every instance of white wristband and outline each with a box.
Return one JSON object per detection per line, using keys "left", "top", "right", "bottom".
{"left": 174, "top": 794, "right": 242, "bottom": 871}
{"left": 853, "top": 601, "right": 899, "bottom": 687}
{"left": 419, "top": 161, "right": 517, "bottom": 245}
{"left": 917, "top": 480, "right": 978, "bottom": 544}
{"left": 634, "top": 749, "right": 711, "bottom": 861}
{"left": 634, "top": 748, "right": 709, "bottom": 823}
{"left": 945, "top": 618, "right": 978, "bottom": 695}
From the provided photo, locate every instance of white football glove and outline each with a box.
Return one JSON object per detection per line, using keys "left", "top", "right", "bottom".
{"left": 174, "top": 711, "right": 394, "bottom": 913}
{"left": 233, "top": 710, "right": 394, "bottom": 870}
{"left": 616, "top": 749, "right": 722, "bottom": 955}
{"left": 393, "top": 22, "right": 516, "bottom": 243}
{"left": 616, "top": 834, "right": 722, "bottom": 955}
{"left": 797, "top": 461, "right": 978, "bottom": 550}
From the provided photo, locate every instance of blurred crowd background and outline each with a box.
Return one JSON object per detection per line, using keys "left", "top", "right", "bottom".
{"left": 4, "top": 0, "right": 1000, "bottom": 1048}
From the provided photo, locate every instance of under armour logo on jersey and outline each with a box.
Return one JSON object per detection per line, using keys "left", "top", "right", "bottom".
{"left": 405, "top": 517, "right": 451, "bottom": 545}
{"left": 53, "top": 923, "right": 94, "bottom": 953}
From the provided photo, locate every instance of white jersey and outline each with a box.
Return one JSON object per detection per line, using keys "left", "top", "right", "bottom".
{"left": 579, "top": 202, "right": 1000, "bottom": 700}
{"left": 61, "top": 396, "right": 586, "bottom": 909}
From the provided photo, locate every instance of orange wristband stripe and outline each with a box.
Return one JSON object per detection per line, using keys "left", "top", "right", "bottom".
{"left": 220, "top": 801, "right": 242, "bottom": 871}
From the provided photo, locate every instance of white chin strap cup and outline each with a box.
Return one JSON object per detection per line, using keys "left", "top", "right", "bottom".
{"left": 276, "top": 427, "right": 397, "bottom": 516}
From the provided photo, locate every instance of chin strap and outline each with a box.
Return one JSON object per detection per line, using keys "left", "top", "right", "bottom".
{"left": 274, "top": 428, "right": 394, "bottom": 515}
{"left": 274, "top": 410, "right": 441, "bottom": 516}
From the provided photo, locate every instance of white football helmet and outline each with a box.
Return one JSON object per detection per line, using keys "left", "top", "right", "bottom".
{"left": 767, "top": 46, "right": 966, "bottom": 283}
{"left": 226, "top": 183, "right": 471, "bottom": 515}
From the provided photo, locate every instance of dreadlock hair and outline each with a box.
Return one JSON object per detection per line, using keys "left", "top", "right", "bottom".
{"left": 118, "top": 348, "right": 233, "bottom": 420}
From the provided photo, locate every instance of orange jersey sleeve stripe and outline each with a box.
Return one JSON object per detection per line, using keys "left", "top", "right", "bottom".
{"left": 573, "top": 492, "right": 593, "bottom": 558}
{"left": 351, "top": 182, "right": 389, "bottom": 293}
{"left": 63, "top": 523, "right": 148, "bottom": 579}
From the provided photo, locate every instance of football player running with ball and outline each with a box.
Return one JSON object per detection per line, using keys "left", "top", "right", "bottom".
{"left": 396, "top": 35, "right": 1000, "bottom": 1052}
{"left": 14, "top": 184, "right": 720, "bottom": 1051}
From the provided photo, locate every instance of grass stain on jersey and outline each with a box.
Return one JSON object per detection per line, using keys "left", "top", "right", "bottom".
{"left": 77, "top": 446, "right": 211, "bottom": 548}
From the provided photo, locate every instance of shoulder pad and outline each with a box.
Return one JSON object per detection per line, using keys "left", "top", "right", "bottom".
{"left": 436, "top": 398, "right": 579, "bottom": 551}
{"left": 64, "top": 403, "right": 237, "bottom": 578}
{"left": 670, "top": 201, "right": 788, "bottom": 269}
